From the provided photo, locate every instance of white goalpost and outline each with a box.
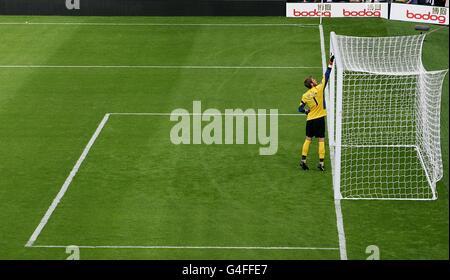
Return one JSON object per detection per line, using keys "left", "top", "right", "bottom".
{"left": 329, "top": 32, "right": 447, "bottom": 200}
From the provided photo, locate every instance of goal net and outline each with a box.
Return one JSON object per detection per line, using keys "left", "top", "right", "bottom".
{"left": 328, "top": 32, "right": 447, "bottom": 200}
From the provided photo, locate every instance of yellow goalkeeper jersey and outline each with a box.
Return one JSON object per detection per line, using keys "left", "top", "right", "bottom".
{"left": 300, "top": 75, "right": 327, "bottom": 121}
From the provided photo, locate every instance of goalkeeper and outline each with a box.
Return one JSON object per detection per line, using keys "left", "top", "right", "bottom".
{"left": 298, "top": 55, "right": 334, "bottom": 171}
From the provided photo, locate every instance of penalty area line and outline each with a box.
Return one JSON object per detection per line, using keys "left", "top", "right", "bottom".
{"left": 0, "top": 22, "right": 319, "bottom": 27}
{"left": 28, "top": 245, "right": 339, "bottom": 251}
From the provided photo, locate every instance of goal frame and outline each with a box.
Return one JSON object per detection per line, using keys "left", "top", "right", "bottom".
{"left": 328, "top": 31, "right": 446, "bottom": 201}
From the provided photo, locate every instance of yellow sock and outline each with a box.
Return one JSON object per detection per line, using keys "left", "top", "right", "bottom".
{"left": 302, "top": 139, "right": 311, "bottom": 158}
{"left": 319, "top": 141, "right": 325, "bottom": 161}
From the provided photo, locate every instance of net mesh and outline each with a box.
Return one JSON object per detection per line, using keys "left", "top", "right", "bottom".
{"left": 331, "top": 33, "right": 447, "bottom": 200}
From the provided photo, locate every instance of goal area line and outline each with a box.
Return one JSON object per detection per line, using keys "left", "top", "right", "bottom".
{"left": 25, "top": 112, "right": 326, "bottom": 254}
{"left": 110, "top": 112, "right": 306, "bottom": 116}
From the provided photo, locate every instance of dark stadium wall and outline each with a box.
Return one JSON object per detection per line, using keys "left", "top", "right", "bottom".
{"left": 0, "top": 0, "right": 287, "bottom": 16}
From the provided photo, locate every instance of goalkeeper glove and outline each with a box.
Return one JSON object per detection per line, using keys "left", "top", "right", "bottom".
{"left": 328, "top": 55, "right": 335, "bottom": 68}
{"left": 298, "top": 103, "right": 309, "bottom": 115}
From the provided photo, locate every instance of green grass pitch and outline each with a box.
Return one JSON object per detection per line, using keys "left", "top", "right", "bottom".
{"left": 0, "top": 16, "right": 447, "bottom": 260}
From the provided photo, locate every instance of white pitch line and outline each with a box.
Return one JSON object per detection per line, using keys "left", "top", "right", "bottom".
{"left": 0, "top": 65, "right": 321, "bottom": 70}
{"left": 332, "top": 199, "right": 347, "bottom": 259}
{"left": 109, "top": 112, "right": 305, "bottom": 116}
{"left": 0, "top": 22, "right": 318, "bottom": 27}
{"left": 30, "top": 245, "right": 339, "bottom": 250}
{"left": 319, "top": 24, "right": 348, "bottom": 261}
{"left": 24, "top": 112, "right": 307, "bottom": 248}
{"left": 25, "top": 114, "right": 111, "bottom": 248}
{"left": 319, "top": 25, "right": 327, "bottom": 72}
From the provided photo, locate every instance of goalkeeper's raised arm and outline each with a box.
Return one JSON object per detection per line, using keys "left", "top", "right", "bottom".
{"left": 322, "top": 54, "right": 334, "bottom": 88}
{"left": 298, "top": 55, "right": 334, "bottom": 114}
{"left": 297, "top": 55, "right": 334, "bottom": 172}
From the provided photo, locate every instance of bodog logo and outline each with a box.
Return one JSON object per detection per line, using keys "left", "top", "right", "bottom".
{"left": 292, "top": 8, "right": 331, "bottom": 17}
{"left": 406, "top": 10, "right": 447, "bottom": 24}
{"left": 343, "top": 9, "right": 381, "bottom": 17}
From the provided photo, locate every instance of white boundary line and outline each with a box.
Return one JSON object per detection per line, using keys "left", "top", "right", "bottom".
{"left": 30, "top": 245, "right": 338, "bottom": 251}
{"left": 319, "top": 25, "right": 327, "bottom": 72}
{"left": 318, "top": 24, "right": 348, "bottom": 261}
{"left": 0, "top": 65, "right": 321, "bottom": 70}
{"left": 25, "top": 113, "right": 111, "bottom": 248}
{"left": 0, "top": 22, "right": 318, "bottom": 27}
{"left": 333, "top": 200, "right": 347, "bottom": 259}
{"left": 111, "top": 112, "right": 305, "bottom": 116}
{"left": 25, "top": 112, "right": 340, "bottom": 254}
